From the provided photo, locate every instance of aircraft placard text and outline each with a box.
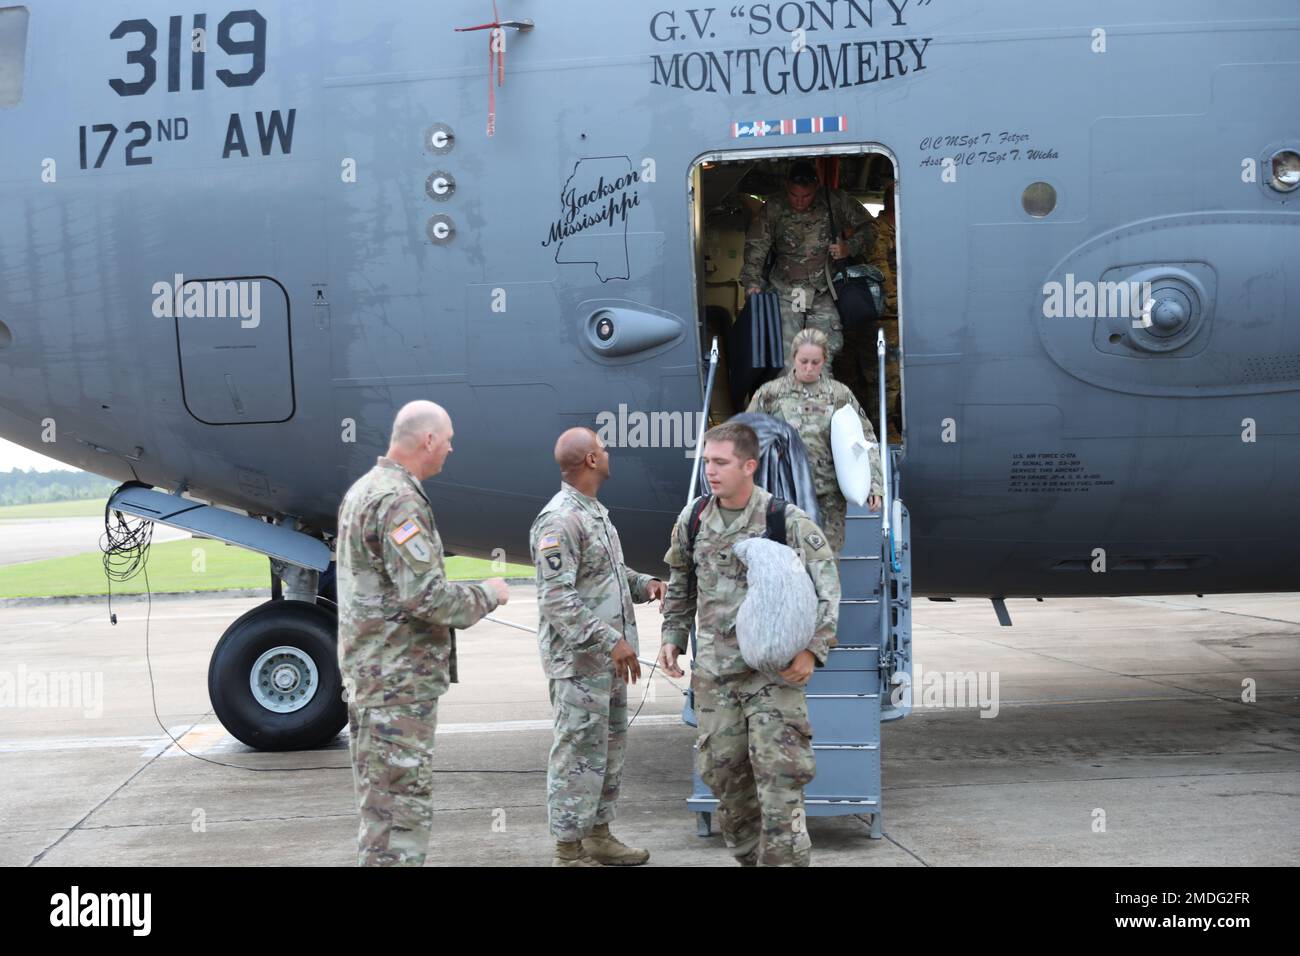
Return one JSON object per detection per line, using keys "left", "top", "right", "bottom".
{"left": 1008, "top": 452, "right": 1113, "bottom": 494}
{"left": 78, "top": 10, "right": 293, "bottom": 169}
{"left": 918, "top": 131, "right": 1060, "bottom": 169}
{"left": 108, "top": 11, "right": 265, "bottom": 96}
{"left": 649, "top": 2, "right": 935, "bottom": 95}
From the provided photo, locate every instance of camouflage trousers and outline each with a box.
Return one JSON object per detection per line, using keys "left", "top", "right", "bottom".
{"left": 694, "top": 669, "right": 817, "bottom": 866}
{"left": 347, "top": 699, "right": 439, "bottom": 867}
{"left": 774, "top": 284, "right": 842, "bottom": 366}
{"left": 816, "top": 489, "right": 847, "bottom": 555}
{"left": 547, "top": 670, "right": 628, "bottom": 841}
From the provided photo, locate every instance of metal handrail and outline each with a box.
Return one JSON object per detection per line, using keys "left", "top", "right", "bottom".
{"left": 682, "top": 336, "right": 720, "bottom": 726}
{"left": 687, "top": 336, "right": 720, "bottom": 502}
{"left": 877, "top": 329, "right": 892, "bottom": 666}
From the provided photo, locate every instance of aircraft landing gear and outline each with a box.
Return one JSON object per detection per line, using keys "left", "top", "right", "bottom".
{"left": 207, "top": 599, "right": 347, "bottom": 751}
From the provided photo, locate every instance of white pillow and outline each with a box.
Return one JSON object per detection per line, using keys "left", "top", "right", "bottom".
{"left": 831, "top": 404, "right": 873, "bottom": 506}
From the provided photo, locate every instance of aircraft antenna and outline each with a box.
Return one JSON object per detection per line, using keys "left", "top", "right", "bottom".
{"left": 455, "top": 2, "right": 534, "bottom": 137}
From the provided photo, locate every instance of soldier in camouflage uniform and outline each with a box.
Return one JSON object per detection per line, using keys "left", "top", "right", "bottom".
{"left": 748, "top": 329, "right": 883, "bottom": 554}
{"left": 865, "top": 186, "right": 902, "bottom": 438}
{"left": 657, "top": 422, "right": 841, "bottom": 866}
{"left": 529, "top": 428, "right": 665, "bottom": 867}
{"left": 741, "top": 160, "right": 875, "bottom": 365}
{"left": 336, "top": 400, "right": 510, "bottom": 867}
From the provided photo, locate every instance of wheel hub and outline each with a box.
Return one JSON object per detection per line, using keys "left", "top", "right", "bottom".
{"left": 250, "top": 645, "right": 320, "bottom": 714}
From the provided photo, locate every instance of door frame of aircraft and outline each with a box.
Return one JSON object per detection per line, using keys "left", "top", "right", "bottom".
{"left": 687, "top": 143, "right": 904, "bottom": 434}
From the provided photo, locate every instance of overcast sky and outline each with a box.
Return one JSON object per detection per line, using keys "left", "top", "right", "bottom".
{"left": 0, "top": 438, "right": 78, "bottom": 473}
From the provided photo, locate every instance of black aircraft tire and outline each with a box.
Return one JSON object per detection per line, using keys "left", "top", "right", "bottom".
{"left": 207, "top": 599, "right": 347, "bottom": 752}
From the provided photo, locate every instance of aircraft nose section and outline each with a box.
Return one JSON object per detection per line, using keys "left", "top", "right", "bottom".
{"left": 582, "top": 306, "right": 683, "bottom": 358}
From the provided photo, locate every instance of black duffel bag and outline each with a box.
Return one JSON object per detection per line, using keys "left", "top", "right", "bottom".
{"left": 824, "top": 188, "right": 884, "bottom": 331}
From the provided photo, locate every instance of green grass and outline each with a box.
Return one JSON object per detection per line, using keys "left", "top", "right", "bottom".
{"left": 437, "top": 556, "right": 533, "bottom": 580}
{"left": 0, "top": 498, "right": 109, "bottom": 520}
{"left": 0, "top": 538, "right": 533, "bottom": 599}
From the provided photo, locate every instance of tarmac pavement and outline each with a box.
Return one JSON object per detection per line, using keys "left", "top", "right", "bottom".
{"left": 0, "top": 587, "right": 1296, "bottom": 866}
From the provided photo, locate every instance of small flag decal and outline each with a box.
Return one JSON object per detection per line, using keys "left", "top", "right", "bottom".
{"left": 731, "top": 115, "right": 847, "bottom": 138}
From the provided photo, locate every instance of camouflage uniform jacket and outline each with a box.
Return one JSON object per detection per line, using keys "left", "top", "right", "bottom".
{"left": 661, "top": 486, "right": 840, "bottom": 677}
{"left": 336, "top": 457, "right": 500, "bottom": 708}
{"left": 530, "top": 482, "right": 658, "bottom": 680}
{"left": 739, "top": 187, "right": 875, "bottom": 294}
{"left": 748, "top": 372, "right": 884, "bottom": 498}
{"left": 869, "top": 215, "right": 897, "bottom": 313}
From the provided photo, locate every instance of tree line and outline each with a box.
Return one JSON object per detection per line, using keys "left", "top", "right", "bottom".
{"left": 0, "top": 469, "right": 117, "bottom": 506}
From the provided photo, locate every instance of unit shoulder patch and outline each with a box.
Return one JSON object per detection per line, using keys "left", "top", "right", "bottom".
{"left": 537, "top": 527, "right": 565, "bottom": 579}
{"left": 797, "top": 519, "right": 833, "bottom": 559}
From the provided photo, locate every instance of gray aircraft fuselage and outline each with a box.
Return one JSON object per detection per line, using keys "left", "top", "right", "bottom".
{"left": 1, "top": 0, "right": 1297, "bottom": 597}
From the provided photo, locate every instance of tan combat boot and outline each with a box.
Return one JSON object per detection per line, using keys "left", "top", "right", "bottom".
{"left": 553, "top": 839, "right": 602, "bottom": 867}
{"left": 581, "top": 823, "right": 650, "bottom": 866}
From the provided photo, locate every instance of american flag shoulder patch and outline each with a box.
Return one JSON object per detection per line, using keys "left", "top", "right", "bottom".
{"left": 390, "top": 518, "right": 421, "bottom": 546}
{"left": 539, "top": 533, "right": 561, "bottom": 551}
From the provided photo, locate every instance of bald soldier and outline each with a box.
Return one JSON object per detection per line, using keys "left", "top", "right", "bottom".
{"left": 336, "top": 401, "right": 510, "bottom": 866}
{"left": 529, "top": 428, "right": 666, "bottom": 866}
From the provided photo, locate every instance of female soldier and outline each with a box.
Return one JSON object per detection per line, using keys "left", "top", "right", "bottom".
{"left": 746, "top": 328, "right": 883, "bottom": 553}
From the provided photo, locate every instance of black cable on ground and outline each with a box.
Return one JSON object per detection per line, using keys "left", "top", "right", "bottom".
{"left": 102, "top": 509, "right": 544, "bottom": 773}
